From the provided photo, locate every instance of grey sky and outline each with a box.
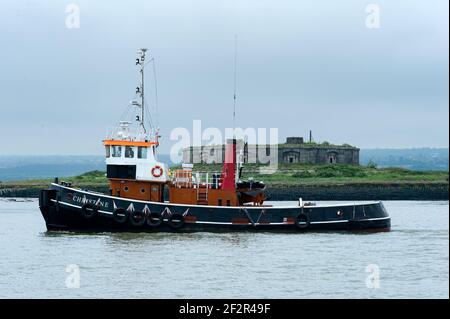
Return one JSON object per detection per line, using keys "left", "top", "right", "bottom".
{"left": 0, "top": 0, "right": 448, "bottom": 155}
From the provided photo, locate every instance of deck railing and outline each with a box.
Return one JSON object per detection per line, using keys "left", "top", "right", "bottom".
{"left": 172, "top": 170, "right": 223, "bottom": 189}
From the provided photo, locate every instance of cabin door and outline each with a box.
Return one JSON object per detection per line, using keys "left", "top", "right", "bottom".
{"left": 150, "top": 184, "right": 163, "bottom": 202}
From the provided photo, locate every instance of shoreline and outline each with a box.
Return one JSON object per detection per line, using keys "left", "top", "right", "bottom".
{"left": 1, "top": 182, "right": 448, "bottom": 201}
{"left": 266, "top": 183, "right": 449, "bottom": 201}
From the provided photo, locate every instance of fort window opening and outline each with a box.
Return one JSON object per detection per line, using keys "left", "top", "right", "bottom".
{"left": 138, "top": 147, "right": 147, "bottom": 159}
{"left": 112, "top": 146, "right": 122, "bottom": 157}
{"left": 125, "top": 146, "right": 135, "bottom": 158}
{"left": 282, "top": 151, "right": 300, "bottom": 164}
{"left": 327, "top": 152, "right": 337, "bottom": 164}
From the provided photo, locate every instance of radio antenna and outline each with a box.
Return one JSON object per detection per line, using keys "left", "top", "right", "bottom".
{"left": 232, "top": 34, "right": 238, "bottom": 133}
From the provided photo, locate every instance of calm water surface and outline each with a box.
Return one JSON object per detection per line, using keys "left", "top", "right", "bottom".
{"left": 0, "top": 199, "right": 448, "bottom": 298}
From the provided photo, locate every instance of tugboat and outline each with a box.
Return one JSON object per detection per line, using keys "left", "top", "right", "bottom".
{"left": 39, "top": 49, "right": 391, "bottom": 232}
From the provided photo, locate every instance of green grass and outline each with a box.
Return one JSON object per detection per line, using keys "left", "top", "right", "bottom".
{"left": 1, "top": 170, "right": 108, "bottom": 188}
{"left": 1, "top": 165, "right": 448, "bottom": 190}
{"left": 279, "top": 142, "right": 357, "bottom": 149}
{"left": 70, "top": 170, "right": 108, "bottom": 184}
{"left": 172, "top": 163, "right": 449, "bottom": 186}
{"left": 255, "top": 165, "right": 448, "bottom": 186}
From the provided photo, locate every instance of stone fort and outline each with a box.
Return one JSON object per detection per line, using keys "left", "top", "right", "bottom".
{"left": 182, "top": 136, "right": 360, "bottom": 165}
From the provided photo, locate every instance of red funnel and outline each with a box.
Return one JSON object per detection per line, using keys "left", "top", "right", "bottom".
{"left": 220, "top": 139, "right": 236, "bottom": 190}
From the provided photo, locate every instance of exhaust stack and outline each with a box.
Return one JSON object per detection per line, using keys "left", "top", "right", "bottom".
{"left": 220, "top": 139, "right": 236, "bottom": 190}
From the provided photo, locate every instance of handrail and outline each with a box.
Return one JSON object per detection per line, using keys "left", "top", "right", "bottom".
{"left": 173, "top": 170, "right": 223, "bottom": 189}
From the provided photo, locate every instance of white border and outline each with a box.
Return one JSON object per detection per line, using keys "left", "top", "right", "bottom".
{"left": 51, "top": 183, "right": 382, "bottom": 210}
{"left": 51, "top": 199, "right": 390, "bottom": 226}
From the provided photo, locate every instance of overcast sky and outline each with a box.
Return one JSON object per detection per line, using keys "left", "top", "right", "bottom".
{"left": 0, "top": 0, "right": 448, "bottom": 155}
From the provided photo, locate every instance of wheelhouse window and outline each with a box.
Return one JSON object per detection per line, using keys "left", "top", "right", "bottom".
{"left": 138, "top": 146, "right": 147, "bottom": 159}
{"left": 105, "top": 146, "right": 110, "bottom": 158}
{"left": 125, "top": 146, "right": 135, "bottom": 158}
{"left": 112, "top": 146, "right": 122, "bottom": 157}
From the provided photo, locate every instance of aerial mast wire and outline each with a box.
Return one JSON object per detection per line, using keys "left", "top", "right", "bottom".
{"left": 137, "top": 48, "right": 148, "bottom": 133}
{"left": 233, "top": 34, "right": 238, "bottom": 134}
{"left": 232, "top": 35, "right": 242, "bottom": 184}
{"left": 152, "top": 58, "right": 159, "bottom": 128}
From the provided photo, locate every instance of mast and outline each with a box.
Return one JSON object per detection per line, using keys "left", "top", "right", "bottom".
{"left": 137, "top": 48, "right": 148, "bottom": 133}
{"left": 232, "top": 35, "right": 237, "bottom": 132}
{"left": 232, "top": 36, "right": 239, "bottom": 184}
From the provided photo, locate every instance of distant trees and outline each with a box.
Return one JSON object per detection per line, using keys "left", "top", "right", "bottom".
{"left": 367, "top": 160, "right": 378, "bottom": 169}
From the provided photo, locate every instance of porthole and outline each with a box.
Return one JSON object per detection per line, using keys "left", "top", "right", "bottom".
{"left": 140, "top": 188, "right": 146, "bottom": 194}
{"left": 123, "top": 186, "right": 129, "bottom": 192}
{"left": 337, "top": 210, "right": 344, "bottom": 217}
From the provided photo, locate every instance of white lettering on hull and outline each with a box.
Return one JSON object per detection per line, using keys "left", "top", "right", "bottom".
{"left": 72, "top": 195, "right": 110, "bottom": 208}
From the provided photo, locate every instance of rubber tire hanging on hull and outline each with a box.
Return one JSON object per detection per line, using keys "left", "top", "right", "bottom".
{"left": 147, "top": 212, "right": 163, "bottom": 227}
{"left": 113, "top": 208, "right": 128, "bottom": 224}
{"left": 168, "top": 213, "right": 185, "bottom": 229}
{"left": 130, "top": 210, "right": 146, "bottom": 226}
{"left": 81, "top": 204, "right": 98, "bottom": 219}
{"left": 295, "top": 213, "right": 310, "bottom": 229}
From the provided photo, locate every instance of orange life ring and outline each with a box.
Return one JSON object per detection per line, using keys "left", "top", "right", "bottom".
{"left": 151, "top": 165, "right": 163, "bottom": 178}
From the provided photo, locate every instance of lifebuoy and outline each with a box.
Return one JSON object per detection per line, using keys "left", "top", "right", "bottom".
{"left": 168, "top": 213, "right": 185, "bottom": 229}
{"left": 81, "top": 203, "right": 98, "bottom": 219}
{"left": 295, "top": 213, "right": 310, "bottom": 229}
{"left": 130, "top": 210, "right": 146, "bottom": 226}
{"left": 151, "top": 165, "right": 163, "bottom": 178}
{"left": 146, "top": 212, "right": 162, "bottom": 227}
{"left": 113, "top": 208, "right": 128, "bottom": 223}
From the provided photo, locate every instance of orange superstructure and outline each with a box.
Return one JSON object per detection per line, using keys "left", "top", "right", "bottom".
{"left": 103, "top": 140, "right": 158, "bottom": 147}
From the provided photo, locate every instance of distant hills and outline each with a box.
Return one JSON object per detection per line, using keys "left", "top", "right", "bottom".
{"left": 0, "top": 149, "right": 448, "bottom": 181}
{"left": 0, "top": 156, "right": 105, "bottom": 181}
{"left": 360, "top": 148, "right": 448, "bottom": 171}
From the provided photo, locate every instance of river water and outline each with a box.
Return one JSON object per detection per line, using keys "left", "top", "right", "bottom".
{"left": 0, "top": 199, "right": 448, "bottom": 299}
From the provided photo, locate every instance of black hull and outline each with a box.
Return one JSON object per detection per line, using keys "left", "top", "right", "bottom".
{"left": 39, "top": 184, "right": 391, "bottom": 233}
